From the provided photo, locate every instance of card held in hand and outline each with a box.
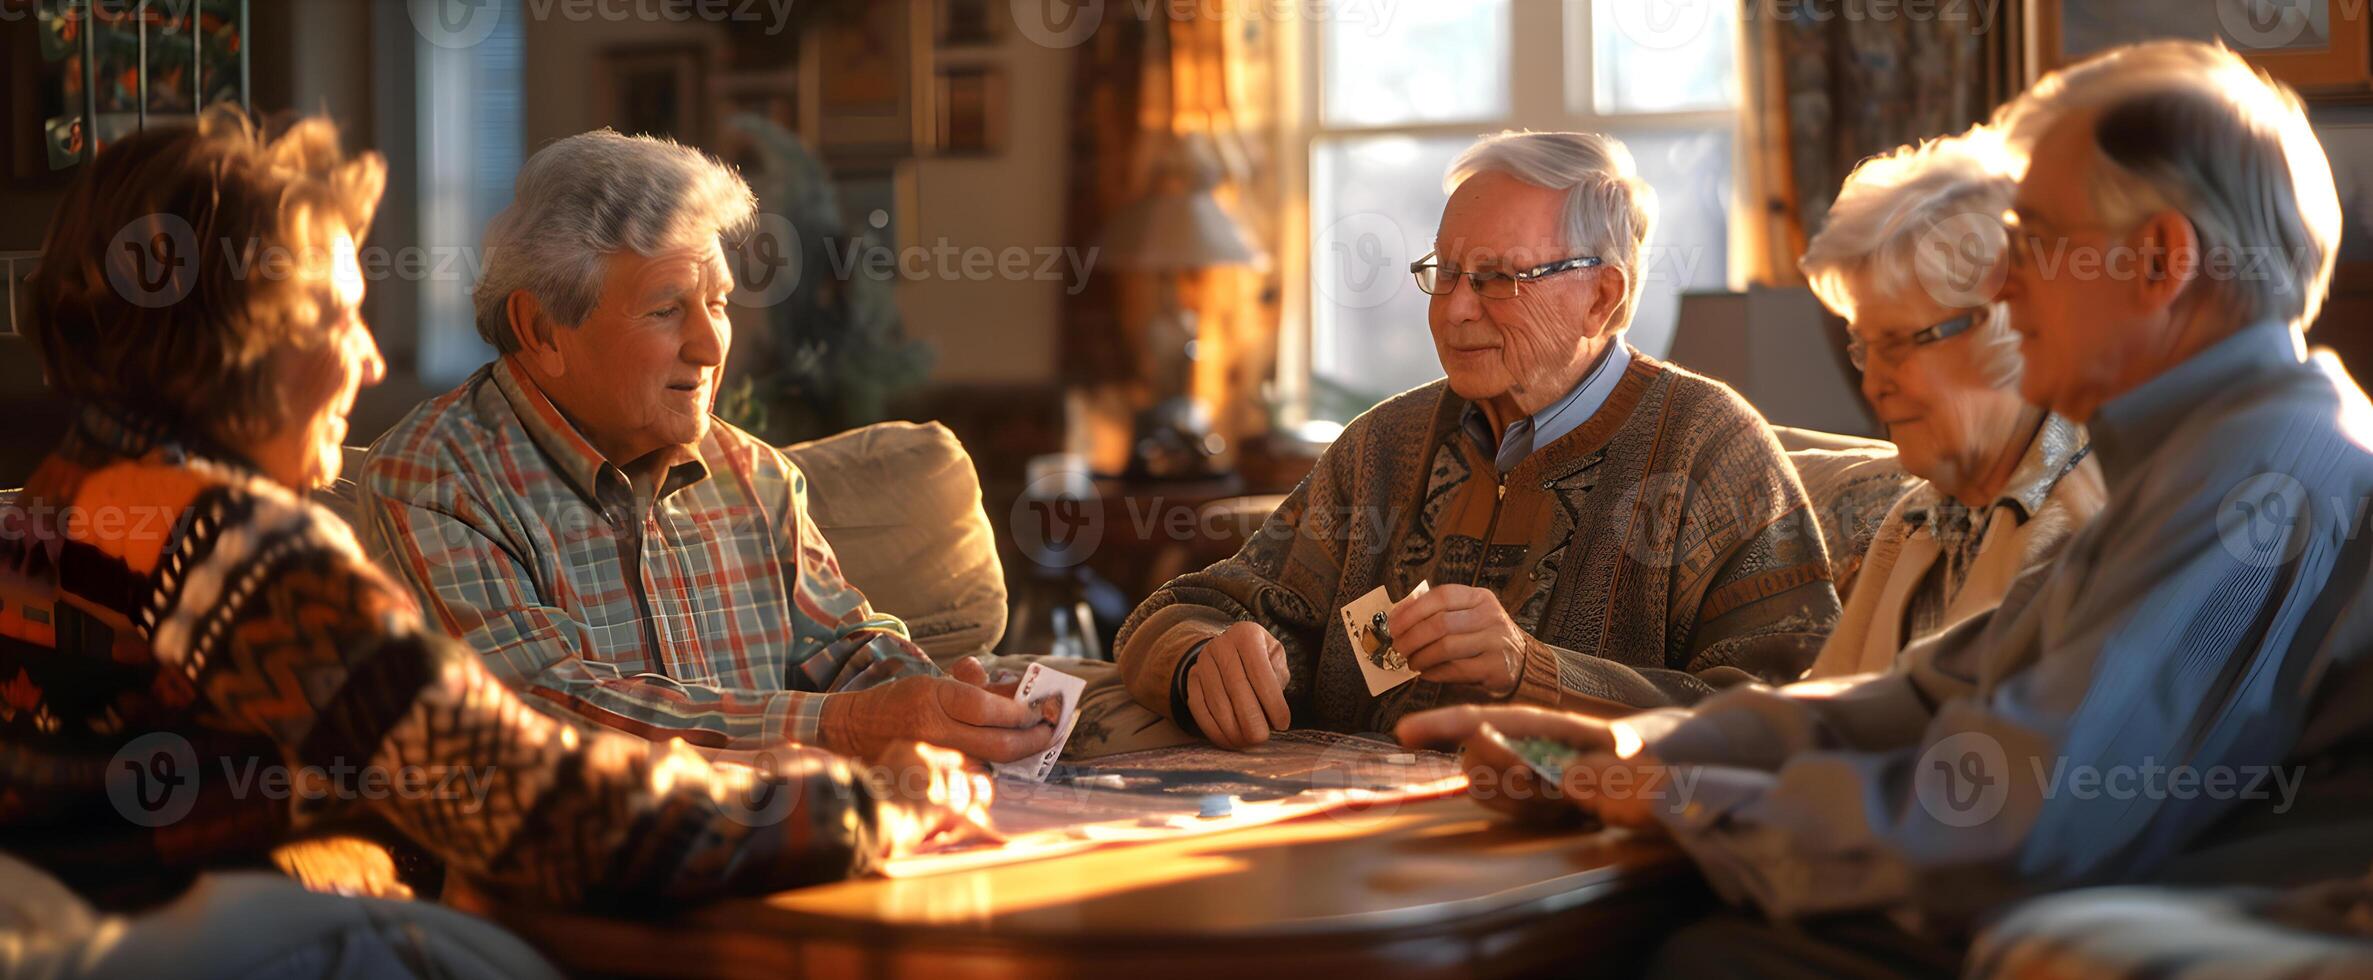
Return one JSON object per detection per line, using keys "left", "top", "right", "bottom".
{"left": 994, "top": 662, "right": 1086, "bottom": 782}
{"left": 1341, "top": 580, "right": 1429, "bottom": 696}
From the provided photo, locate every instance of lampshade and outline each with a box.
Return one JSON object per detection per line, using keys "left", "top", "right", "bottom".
{"left": 1100, "top": 132, "right": 1264, "bottom": 271}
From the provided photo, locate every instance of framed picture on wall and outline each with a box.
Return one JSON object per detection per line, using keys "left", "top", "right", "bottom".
{"left": 933, "top": 65, "right": 1004, "bottom": 156}
{"left": 937, "top": 0, "right": 1001, "bottom": 48}
{"left": 2033, "top": 0, "right": 2373, "bottom": 99}
{"left": 599, "top": 44, "right": 708, "bottom": 144}
{"left": 808, "top": 0, "right": 933, "bottom": 157}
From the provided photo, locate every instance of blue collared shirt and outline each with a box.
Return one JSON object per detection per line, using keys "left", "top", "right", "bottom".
{"left": 1463, "top": 341, "right": 1634, "bottom": 473}
{"left": 1621, "top": 319, "right": 2373, "bottom": 932}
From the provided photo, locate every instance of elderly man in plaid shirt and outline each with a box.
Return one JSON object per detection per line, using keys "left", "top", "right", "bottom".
{"left": 360, "top": 130, "right": 1055, "bottom": 764}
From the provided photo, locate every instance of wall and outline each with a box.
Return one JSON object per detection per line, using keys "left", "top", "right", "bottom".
{"left": 894, "top": 34, "right": 1071, "bottom": 385}
{"left": 520, "top": 14, "right": 1073, "bottom": 387}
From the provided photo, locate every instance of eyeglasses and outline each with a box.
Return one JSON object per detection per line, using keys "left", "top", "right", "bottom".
{"left": 1410, "top": 251, "right": 1604, "bottom": 299}
{"left": 1847, "top": 311, "right": 1981, "bottom": 371}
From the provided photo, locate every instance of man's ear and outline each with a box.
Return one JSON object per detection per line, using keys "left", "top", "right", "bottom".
{"left": 505, "top": 290, "right": 566, "bottom": 377}
{"left": 1585, "top": 264, "right": 1630, "bottom": 338}
{"left": 2133, "top": 210, "right": 2202, "bottom": 314}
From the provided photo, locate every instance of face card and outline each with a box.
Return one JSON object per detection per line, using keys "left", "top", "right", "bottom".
{"left": 1341, "top": 580, "right": 1429, "bottom": 696}
{"left": 994, "top": 662, "right": 1087, "bottom": 782}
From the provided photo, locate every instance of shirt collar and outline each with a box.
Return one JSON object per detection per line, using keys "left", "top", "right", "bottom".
{"left": 2088, "top": 320, "right": 2305, "bottom": 489}
{"left": 1461, "top": 341, "right": 1633, "bottom": 469}
{"left": 1898, "top": 412, "right": 2088, "bottom": 538}
{"left": 490, "top": 356, "right": 712, "bottom": 506}
{"left": 1997, "top": 412, "right": 2088, "bottom": 520}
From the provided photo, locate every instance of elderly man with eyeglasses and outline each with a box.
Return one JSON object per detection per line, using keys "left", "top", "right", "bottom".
{"left": 1114, "top": 130, "right": 1840, "bottom": 750}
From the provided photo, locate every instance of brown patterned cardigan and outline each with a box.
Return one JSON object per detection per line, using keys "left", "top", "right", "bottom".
{"left": 1117, "top": 350, "right": 1842, "bottom": 735}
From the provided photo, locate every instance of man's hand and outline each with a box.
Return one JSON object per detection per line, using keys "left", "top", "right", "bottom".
{"left": 1187, "top": 621, "right": 1292, "bottom": 749}
{"left": 1395, "top": 704, "right": 1670, "bottom": 831}
{"left": 861, "top": 740, "right": 1001, "bottom": 858}
{"left": 821, "top": 674, "right": 1059, "bottom": 764}
{"left": 1386, "top": 584, "right": 1527, "bottom": 696}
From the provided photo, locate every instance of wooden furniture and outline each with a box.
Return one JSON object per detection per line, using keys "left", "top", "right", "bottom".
{"left": 455, "top": 796, "right": 1704, "bottom": 979}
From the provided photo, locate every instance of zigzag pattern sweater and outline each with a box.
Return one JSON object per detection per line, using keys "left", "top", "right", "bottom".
{"left": 0, "top": 407, "right": 885, "bottom": 910}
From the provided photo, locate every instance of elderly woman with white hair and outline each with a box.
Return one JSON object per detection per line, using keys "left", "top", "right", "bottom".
{"left": 1118, "top": 130, "right": 1839, "bottom": 749}
{"left": 1796, "top": 128, "right": 2105, "bottom": 678}
{"left": 359, "top": 129, "right": 1058, "bottom": 765}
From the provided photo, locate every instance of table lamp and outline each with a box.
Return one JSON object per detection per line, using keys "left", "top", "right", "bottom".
{"left": 1099, "top": 132, "right": 1264, "bottom": 480}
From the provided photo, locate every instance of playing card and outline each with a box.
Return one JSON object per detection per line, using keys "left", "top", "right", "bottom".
{"left": 1341, "top": 580, "right": 1429, "bottom": 696}
{"left": 1505, "top": 735, "right": 1587, "bottom": 785}
{"left": 994, "top": 662, "right": 1086, "bottom": 782}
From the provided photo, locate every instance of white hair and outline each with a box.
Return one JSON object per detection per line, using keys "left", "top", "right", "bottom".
{"left": 1801, "top": 128, "right": 2025, "bottom": 387}
{"left": 1444, "top": 131, "right": 1658, "bottom": 330}
{"left": 473, "top": 129, "right": 757, "bottom": 353}
{"left": 1994, "top": 40, "right": 2340, "bottom": 331}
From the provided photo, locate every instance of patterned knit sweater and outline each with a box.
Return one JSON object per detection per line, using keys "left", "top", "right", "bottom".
{"left": 0, "top": 407, "right": 886, "bottom": 910}
{"left": 1118, "top": 351, "right": 1841, "bottom": 734}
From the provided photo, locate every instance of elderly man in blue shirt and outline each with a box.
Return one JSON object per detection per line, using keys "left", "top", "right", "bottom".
{"left": 1400, "top": 39, "right": 2373, "bottom": 978}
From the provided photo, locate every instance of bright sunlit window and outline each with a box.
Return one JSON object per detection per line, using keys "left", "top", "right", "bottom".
{"left": 1299, "top": 0, "right": 1741, "bottom": 422}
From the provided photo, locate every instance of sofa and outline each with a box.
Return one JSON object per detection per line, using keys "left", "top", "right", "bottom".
{"left": 2, "top": 419, "right": 1922, "bottom": 763}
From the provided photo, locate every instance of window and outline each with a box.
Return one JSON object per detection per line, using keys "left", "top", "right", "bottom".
{"left": 1295, "top": 0, "right": 1741, "bottom": 423}
{"left": 416, "top": 0, "right": 524, "bottom": 383}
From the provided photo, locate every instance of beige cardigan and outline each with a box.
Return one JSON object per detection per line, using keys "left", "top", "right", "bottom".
{"left": 1805, "top": 414, "right": 2107, "bottom": 679}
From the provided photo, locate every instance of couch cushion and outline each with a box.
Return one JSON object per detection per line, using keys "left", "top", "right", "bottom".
{"left": 1772, "top": 426, "right": 1918, "bottom": 601}
{"left": 784, "top": 421, "right": 1006, "bottom": 664}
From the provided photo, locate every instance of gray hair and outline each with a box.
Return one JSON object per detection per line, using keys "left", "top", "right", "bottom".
{"left": 472, "top": 129, "right": 757, "bottom": 352}
{"left": 1994, "top": 40, "right": 2340, "bottom": 332}
{"left": 1802, "top": 128, "right": 2025, "bottom": 387}
{"left": 1444, "top": 131, "right": 1657, "bottom": 330}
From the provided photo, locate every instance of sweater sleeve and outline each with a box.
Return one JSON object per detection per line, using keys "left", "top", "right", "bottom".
{"left": 143, "top": 486, "right": 890, "bottom": 911}
{"left": 1114, "top": 410, "right": 1378, "bottom": 723}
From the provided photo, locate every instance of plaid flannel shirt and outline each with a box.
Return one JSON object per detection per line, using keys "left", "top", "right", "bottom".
{"left": 359, "top": 357, "right": 939, "bottom": 750}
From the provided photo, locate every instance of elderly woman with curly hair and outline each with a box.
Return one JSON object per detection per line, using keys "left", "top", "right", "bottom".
{"left": 1795, "top": 127, "right": 2106, "bottom": 677}
{"left": 0, "top": 112, "right": 983, "bottom": 975}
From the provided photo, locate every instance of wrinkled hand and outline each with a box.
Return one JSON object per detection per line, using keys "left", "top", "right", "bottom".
{"left": 822, "top": 673, "right": 1059, "bottom": 764}
{"left": 1386, "top": 584, "right": 1526, "bottom": 696}
{"left": 1396, "top": 704, "right": 1671, "bottom": 831}
{"left": 862, "top": 740, "right": 1001, "bottom": 858}
{"left": 1187, "top": 621, "right": 1292, "bottom": 749}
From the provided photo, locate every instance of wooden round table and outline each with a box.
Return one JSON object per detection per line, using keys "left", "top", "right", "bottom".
{"left": 457, "top": 796, "right": 1705, "bottom": 979}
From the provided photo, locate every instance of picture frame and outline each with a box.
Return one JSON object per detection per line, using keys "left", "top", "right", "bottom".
{"left": 598, "top": 44, "right": 708, "bottom": 144}
{"left": 933, "top": 65, "right": 1005, "bottom": 156}
{"left": 937, "top": 0, "right": 1001, "bottom": 48}
{"left": 808, "top": 0, "right": 934, "bottom": 158}
{"left": 2032, "top": 0, "right": 2373, "bottom": 100}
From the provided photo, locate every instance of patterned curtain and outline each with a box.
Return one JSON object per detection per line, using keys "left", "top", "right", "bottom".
{"left": 1741, "top": 2, "right": 2026, "bottom": 285}
{"left": 1058, "top": 8, "right": 1279, "bottom": 472}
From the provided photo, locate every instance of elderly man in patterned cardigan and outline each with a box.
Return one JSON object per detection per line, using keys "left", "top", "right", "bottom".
{"left": 1117, "top": 131, "right": 1841, "bottom": 749}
